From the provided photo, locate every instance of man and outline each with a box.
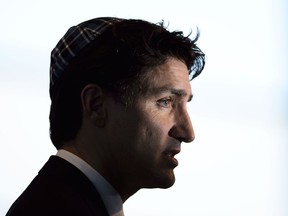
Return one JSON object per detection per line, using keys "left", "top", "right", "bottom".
{"left": 6, "top": 17, "right": 205, "bottom": 215}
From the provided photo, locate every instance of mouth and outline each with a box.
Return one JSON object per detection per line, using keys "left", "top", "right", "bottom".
{"left": 164, "top": 149, "right": 180, "bottom": 167}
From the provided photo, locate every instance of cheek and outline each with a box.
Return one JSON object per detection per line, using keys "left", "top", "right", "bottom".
{"left": 139, "top": 114, "right": 170, "bottom": 151}
{"left": 127, "top": 104, "right": 174, "bottom": 156}
{"left": 147, "top": 111, "right": 173, "bottom": 136}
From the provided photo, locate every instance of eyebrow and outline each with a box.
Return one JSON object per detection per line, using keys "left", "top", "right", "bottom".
{"left": 171, "top": 89, "right": 193, "bottom": 102}
{"left": 149, "top": 87, "right": 193, "bottom": 102}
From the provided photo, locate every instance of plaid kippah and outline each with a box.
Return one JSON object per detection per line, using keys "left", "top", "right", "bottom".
{"left": 49, "top": 17, "right": 123, "bottom": 97}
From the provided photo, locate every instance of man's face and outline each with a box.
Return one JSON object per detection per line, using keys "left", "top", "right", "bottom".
{"left": 106, "top": 58, "right": 194, "bottom": 190}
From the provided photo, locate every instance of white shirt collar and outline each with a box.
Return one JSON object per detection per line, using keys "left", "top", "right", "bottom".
{"left": 56, "top": 149, "right": 124, "bottom": 216}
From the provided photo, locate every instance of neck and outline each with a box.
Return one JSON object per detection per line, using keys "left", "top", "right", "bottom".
{"left": 61, "top": 144, "right": 140, "bottom": 203}
{"left": 108, "top": 176, "right": 140, "bottom": 203}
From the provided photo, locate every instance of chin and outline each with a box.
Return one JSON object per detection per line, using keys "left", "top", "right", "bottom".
{"left": 160, "top": 177, "right": 176, "bottom": 189}
{"left": 146, "top": 171, "right": 176, "bottom": 189}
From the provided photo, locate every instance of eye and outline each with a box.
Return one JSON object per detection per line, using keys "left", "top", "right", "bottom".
{"left": 157, "top": 97, "right": 173, "bottom": 108}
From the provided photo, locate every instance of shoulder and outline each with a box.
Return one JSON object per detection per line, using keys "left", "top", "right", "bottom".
{"left": 6, "top": 156, "right": 109, "bottom": 216}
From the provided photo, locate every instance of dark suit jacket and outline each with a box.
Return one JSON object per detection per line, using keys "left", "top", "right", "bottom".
{"left": 6, "top": 156, "right": 109, "bottom": 216}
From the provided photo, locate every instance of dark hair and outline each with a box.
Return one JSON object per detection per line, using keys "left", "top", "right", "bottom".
{"left": 49, "top": 19, "right": 205, "bottom": 149}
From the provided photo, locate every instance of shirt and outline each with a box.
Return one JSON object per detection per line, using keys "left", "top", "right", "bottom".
{"left": 56, "top": 149, "right": 124, "bottom": 216}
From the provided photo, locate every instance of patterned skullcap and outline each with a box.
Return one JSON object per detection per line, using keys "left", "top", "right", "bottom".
{"left": 49, "top": 17, "right": 123, "bottom": 98}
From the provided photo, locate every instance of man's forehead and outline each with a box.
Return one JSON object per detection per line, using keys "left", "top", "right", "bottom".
{"left": 145, "top": 59, "right": 191, "bottom": 90}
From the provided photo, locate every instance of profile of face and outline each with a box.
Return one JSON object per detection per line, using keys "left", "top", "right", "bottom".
{"left": 105, "top": 58, "right": 195, "bottom": 190}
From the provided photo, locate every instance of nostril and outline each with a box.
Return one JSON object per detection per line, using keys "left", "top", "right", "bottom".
{"left": 168, "top": 131, "right": 194, "bottom": 143}
{"left": 174, "top": 136, "right": 186, "bottom": 143}
{"left": 177, "top": 135, "right": 194, "bottom": 143}
{"left": 168, "top": 124, "right": 195, "bottom": 143}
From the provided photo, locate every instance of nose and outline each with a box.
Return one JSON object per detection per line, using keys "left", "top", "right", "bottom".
{"left": 168, "top": 109, "right": 195, "bottom": 143}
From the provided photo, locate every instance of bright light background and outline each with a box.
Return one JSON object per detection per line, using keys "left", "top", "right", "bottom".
{"left": 1, "top": 0, "right": 287, "bottom": 215}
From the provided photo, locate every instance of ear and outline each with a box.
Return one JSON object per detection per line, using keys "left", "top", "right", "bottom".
{"left": 80, "top": 84, "right": 106, "bottom": 127}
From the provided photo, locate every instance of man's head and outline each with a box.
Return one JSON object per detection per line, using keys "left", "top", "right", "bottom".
{"left": 49, "top": 17, "right": 205, "bottom": 198}
{"left": 49, "top": 17, "right": 204, "bottom": 149}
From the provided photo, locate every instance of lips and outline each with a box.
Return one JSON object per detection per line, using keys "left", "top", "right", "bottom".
{"left": 164, "top": 149, "right": 180, "bottom": 167}
{"left": 165, "top": 149, "right": 180, "bottom": 157}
